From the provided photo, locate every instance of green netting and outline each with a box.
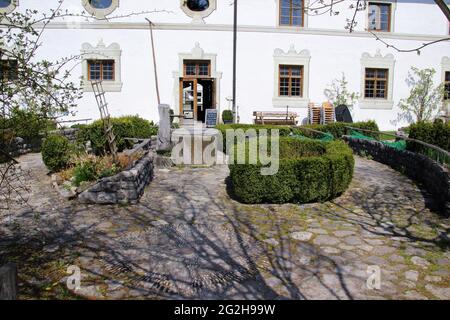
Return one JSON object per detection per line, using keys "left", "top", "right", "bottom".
{"left": 349, "top": 130, "right": 406, "bottom": 151}
{"left": 290, "top": 132, "right": 334, "bottom": 142}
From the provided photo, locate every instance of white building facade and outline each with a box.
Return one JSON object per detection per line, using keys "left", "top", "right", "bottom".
{"left": 2, "top": 0, "right": 450, "bottom": 130}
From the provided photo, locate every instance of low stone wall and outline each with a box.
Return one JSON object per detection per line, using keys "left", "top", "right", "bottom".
{"left": 343, "top": 136, "right": 450, "bottom": 214}
{"left": 51, "top": 128, "right": 79, "bottom": 143}
{"left": 78, "top": 151, "right": 154, "bottom": 205}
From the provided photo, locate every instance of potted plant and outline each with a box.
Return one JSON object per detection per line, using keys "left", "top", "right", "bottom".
{"left": 222, "top": 110, "right": 233, "bottom": 124}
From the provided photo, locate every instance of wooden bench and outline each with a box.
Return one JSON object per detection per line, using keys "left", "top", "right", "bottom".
{"left": 253, "top": 111, "right": 298, "bottom": 125}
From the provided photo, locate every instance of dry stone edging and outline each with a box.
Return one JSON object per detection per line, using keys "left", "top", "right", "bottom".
{"left": 78, "top": 151, "right": 155, "bottom": 205}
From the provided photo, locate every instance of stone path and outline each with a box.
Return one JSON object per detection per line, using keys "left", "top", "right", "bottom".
{"left": 0, "top": 153, "right": 449, "bottom": 300}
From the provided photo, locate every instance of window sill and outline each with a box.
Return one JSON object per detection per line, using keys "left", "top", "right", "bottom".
{"left": 273, "top": 96, "right": 310, "bottom": 108}
{"left": 358, "top": 99, "right": 394, "bottom": 109}
{"left": 83, "top": 81, "right": 123, "bottom": 92}
{"left": 277, "top": 25, "right": 306, "bottom": 30}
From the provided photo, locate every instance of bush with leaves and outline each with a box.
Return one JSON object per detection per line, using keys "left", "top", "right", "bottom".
{"left": 222, "top": 110, "right": 234, "bottom": 123}
{"left": 407, "top": 120, "right": 450, "bottom": 153}
{"left": 324, "top": 73, "right": 359, "bottom": 109}
{"left": 76, "top": 115, "right": 158, "bottom": 155}
{"left": 229, "top": 138, "right": 354, "bottom": 204}
{"left": 71, "top": 155, "right": 121, "bottom": 187}
{"left": 398, "top": 67, "right": 445, "bottom": 123}
{"left": 41, "top": 135, "right": 73, "bottom": 172}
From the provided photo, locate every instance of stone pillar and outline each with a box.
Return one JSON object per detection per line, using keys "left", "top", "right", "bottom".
{"left": 157, "top": 104, "right": 171, "bottom": 151}
{"left": 0, "top": 263, "right": 18, "bottom": 300}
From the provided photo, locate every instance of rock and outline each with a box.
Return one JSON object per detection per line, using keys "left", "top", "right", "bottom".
{"left": 425, "top": 284, "right": 450, "bottom": 300}
{"left": 404, "top": 291, "right": 428, "bottom": 300}
{"left": 411, "top": 256, "right": 430, "bottom": 268}
{"left": 290, "top": 232, "right": 313, "bottom": 242}
{"left": 404, "top": 270, "right": 419, "bottom": 282}
{"left": 322, "top": 247, "right": 340, "bottom": 254}
{"left": 424, "top": 275, "right": 442, "bottom": 283}
{"left": 372, "top": 246, "right": 395, "bottom": 256}
{"left": 313, "top": 235, "right": 339, "bottom": 246}
{"left": 263, "top": 238, "right": 279, "bottom": 246}
{"left": 151, "top": 220, "right": 169, "bottom": 227}
{"left": 333, "top": 230, "right": 355, "bottom": 237}
{"left": 360, "top": 245, "right": 374, "bottom": 252}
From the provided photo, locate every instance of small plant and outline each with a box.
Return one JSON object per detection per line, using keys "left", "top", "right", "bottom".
{"left": 398, "top": 67, "right": 445, "bottom": 123}
{"left": 41, "top": 135, "right": 73, "bottom": 172}
{"left": 324, "top": 73, "right": 359, "bottom": 110}
{"left": 71, "top": 155, "right": 121, "bottom": 187}
{"left": 222, "top": 110, "right": 234, "bottom": 124}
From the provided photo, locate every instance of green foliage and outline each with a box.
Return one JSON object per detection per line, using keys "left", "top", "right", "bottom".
{"left": 398, "top": 67, "right": 445, "bottom": 123}
{"left": 298, "top": 121, "right": 380, "bottom": 139}
{"left": 72, "top": 156, "right": 121, "bottom": 187}
{"left": 0, "top": 108, "right": 56, "bottom": 145}
{"left": 76, "top": 115, "right": 157, "bottom": 155}
{"left": 324, "top": 73, "right": 359, "bottom": 109}
{"left": 216, "top": 121, "right": 379, "bottom": 153}
{"left": 229, "top": 139, "right": 354, "bottom": 204}
{"left": 41, "top": 135, "right": 73, "bottom": 172}
{"left": 222, "top": 110, "right": 234, "bottom": 122}
{"left": 407, "top": 120, "right": 450, "bottom": 157}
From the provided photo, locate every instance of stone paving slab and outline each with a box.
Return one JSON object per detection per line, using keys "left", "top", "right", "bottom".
{"left": 0, "top": 153, "right": 449, "bottom": 300}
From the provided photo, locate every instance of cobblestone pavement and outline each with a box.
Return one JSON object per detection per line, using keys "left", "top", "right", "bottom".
{"left": 0, "top": 153, "right": 449, "bottom": 300}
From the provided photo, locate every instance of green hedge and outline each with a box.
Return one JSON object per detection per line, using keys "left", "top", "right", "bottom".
{"left": 407, "top": 120, "right": 450, "bottom": 153}
{"left": 297, "top": 121, "right": 380, "bottom": 139}
{"left": 76, "top": 115, "right": 157, "bottom": 155}
{"left": 229, "top": 138, "right": 354, "bottom": 204}
{"left": 217, "top": 121, "right": 379, "bottom": 151}
{"left": 41, "top": 135, "right": 73, "bottom": 172}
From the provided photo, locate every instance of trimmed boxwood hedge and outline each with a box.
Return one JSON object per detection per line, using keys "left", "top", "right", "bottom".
{"left": 229, "top": 138, "right": 354, "bottom": 204}
{"left": 216, "top": 121, "right": 380, "bottom": 151}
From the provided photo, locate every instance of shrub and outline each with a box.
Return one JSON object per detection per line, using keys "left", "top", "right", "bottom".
{"left": 407, "top": 120, "right": 450, "bottom": 152}
{"left": 0, "top": 108, "right": 57, "bottom": 149}
{"left": 216, "top": 121, "right": 379, "bottom": 152}
{"left": 222, "top": 110, "right": 234, "bottom": 123}
{"left": 41, "top": 135, "right": 73, "bottom": 172}
{"left": 76, "top": 115, "right": 157, "bottom": 155}
{"left": 72, "top": 155, "right": 121, "bottom": 186}
{"left": 297, "top": 121, "right": 380, "bottom": 139}
{"left": 229, "top": 138, "right": 354, "bottom": 204}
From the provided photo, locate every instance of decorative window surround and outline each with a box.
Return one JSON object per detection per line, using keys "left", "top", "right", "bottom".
{"left": 366, "top": 1, "right": 396, "bottom": 33}
{"left": 273, "top": 45, "right": 310, "bottom": 108}
{"left": 275, "top": 0, "right": 309, "bottom": 28}
{"left": 172, "top": 42, "right": 222, "bottom": 117}
{"left": 180, "top": 0, "right": 217, "bottom": 24}
{"left": 81, "top": 40, "right": 122, "bottom": 92}
{"left": 359, "top": 50, "right": 395, "bottom": 109}
{"left": 82, "top": 0, "right": 119, "bottom": 19}
{"left": 442, "top": 56, "right": 450, "bottom": 115}
{"left": 0, "top": 0, "right": 18, "bottom": 14}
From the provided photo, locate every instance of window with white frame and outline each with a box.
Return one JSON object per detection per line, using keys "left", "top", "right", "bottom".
{"left": 0, "top": 0, "right": 17, "bottom": 14}
{"left": 359, "top": 50, "right": 395, "bottom": 109}
{"left": 82, "top": 0, "right": 119, "bottom": 19}
{"left": 273, "top": 45, "right": 310, "bottom": 108}
{"left": 81, "top": 40, "right": 122, "bottom": 92}
{"left": 367, "top": 1, "right": 395, "bottom": 32}
{"left": 279, "top": 0, "right": 304, "bottom": 27}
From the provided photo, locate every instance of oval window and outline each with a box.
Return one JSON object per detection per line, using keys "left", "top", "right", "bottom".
{"left": 0, "top": 0, "right": 11, "bottom": 8}
{"left": 89, "top": 0, "right": 113, "bottom": 9}
{"left": 186, "top": 0, "right": 210, "bottom": 12}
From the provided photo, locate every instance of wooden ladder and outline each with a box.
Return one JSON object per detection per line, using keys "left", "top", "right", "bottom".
{"left": 91, "top": 80, "right": 118, "bottom": 162}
